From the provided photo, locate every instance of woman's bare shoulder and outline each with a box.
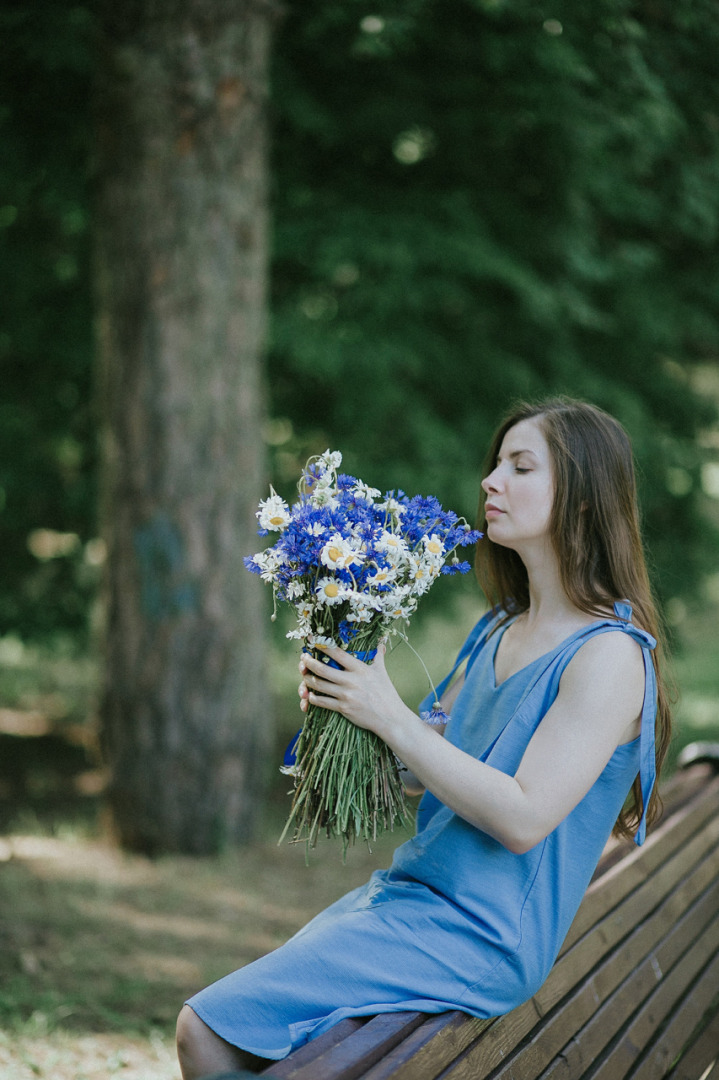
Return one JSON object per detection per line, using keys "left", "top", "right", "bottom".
{"left": 563, "top": 628, "right": 646, "bottom": 703}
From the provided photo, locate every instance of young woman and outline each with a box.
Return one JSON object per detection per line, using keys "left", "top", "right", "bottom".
{"left": 176, "top": 398, "right": 672, "bottom": 1079}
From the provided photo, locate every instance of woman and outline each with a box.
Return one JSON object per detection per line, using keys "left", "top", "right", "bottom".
{"left": 176, "top": 398, "right": 672, "bottom": 1079}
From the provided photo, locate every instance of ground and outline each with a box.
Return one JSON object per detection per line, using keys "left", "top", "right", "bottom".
{"left": 0, "top": 824, "right": 404, "bottom": 1080}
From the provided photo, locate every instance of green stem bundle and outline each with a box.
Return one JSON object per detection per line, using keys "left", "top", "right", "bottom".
{"left": 279, "top": 668, "right": 412, "bottom": 854}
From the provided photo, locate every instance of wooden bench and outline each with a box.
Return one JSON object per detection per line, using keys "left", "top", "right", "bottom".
{"left": 203, "top": 743, "right": 719, "bottom": 1080}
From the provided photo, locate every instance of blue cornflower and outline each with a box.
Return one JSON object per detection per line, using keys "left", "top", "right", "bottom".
{"left": 420, "top": 702, "right": 452, "bottom": 726}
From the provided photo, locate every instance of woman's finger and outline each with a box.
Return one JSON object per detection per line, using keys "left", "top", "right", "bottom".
{"left": 311, "top": 672, "right": 341, "bottom": 696}
{"left": 302, "top": 653, "right": 346, "bottom": 681}
{"left": 307, "top": 689, "right": 341, "bottom": 709}
{"left": 314, "top": 644, "right": 360, "bottom": 670}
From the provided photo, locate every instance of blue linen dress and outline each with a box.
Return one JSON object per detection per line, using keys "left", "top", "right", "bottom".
{"left": 186, "top": 602, "right": 657, "bottom": 1060}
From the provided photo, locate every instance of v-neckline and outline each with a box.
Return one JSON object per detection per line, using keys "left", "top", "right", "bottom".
{"left": 490, "top": 616, "right": 611, "bottom": 691}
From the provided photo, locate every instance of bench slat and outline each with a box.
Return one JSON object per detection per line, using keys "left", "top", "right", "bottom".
{"left": 486, "top": 873, "right": 719, "bottom": 1080}
{"left": 262, "top": 1019, "right": 367, "bottom": 1078}
{"left": 628, "top": 951, "right": 719, "bottom": 1080}
{"left": 263, "top": 1014, "right": 427, "bottom": 1080}
{"left": 584, "top": 917, "right": 719, "bottom": 1080}
{"left": 665, "top": 1002, "right": 719, "bottom": 1080}
{"left": 589, "top": 764, "right": 716, "bottom": 881}
{"left": 433, "top": 878, "right": 719, "bottom": 1080}
{"left": 664, "top": 1000, "right": 719, "bottom": 1080}
{"left": 359, "top": 1013, "right": 493, "bottom": 1080}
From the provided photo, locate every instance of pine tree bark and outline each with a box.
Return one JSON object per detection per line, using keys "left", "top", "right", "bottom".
{"left": 94, "top": 0, "right": 276, "bottom": 853}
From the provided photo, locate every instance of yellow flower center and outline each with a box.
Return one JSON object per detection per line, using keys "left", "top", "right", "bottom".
{"left": 327, "top": 546, "right": 343, "bottom": 562}
{"left": 427, "top": 540, "right": 442, "bottom": 554}
{"left": 269, "top": 515, "right": 286, "bottom": 526}
{"left": 324, "top": 582, "right": 339, "bottom": 598}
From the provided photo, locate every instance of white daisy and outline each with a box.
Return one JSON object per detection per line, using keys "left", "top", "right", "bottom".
{"left": 286, "top": 616, "right": 311, "bottom": 640}
{"left": 308, "top": 632, "right": 339, "bottom": 649}
{"left": 353, "top": 480, "right": 382, "bottom": 501}
{"left": 294, "top": 600, "right": 314, "bottom": 621}
{"left": 347, "top": 608, "right": 372, "bottom": 624}
{"left": 346, "top": 591, "right": 382, "bottom": 622}
{"left": 365, "top": 564, "right": 398, "bottom": 588}
{"left": 378, "top": 497, "right": 406, "bottom": 517}
{"left": 406, "top": 554, "right": 434, "bottom": 592}
{"left": 317, "top": 449, "right": 343, "bottom": 473}
{"left": 423, "top": 533, "right": 445, "bottom": 560}
{"left": 257, "top": 491, "right": 291, "bottom": 531}
{"left": 315, "top": 577, "right": 349, "bottom": 605}
{"left": 376, "top": 531, "right": 408, "bottom": 564}
{"left": 383, "top": 598, "right": 417, "bottom": 620}
{"left": 252, "top": 549, "right": 283, "bottom": 582}
{"left": 320, "top": 534, "right": 365, "bottom": 571}
{"left": 279, "top": 763, "right": 300, "bottom": 777}
{"left": 310, "top": 482, "right": 340, "bottom": 510}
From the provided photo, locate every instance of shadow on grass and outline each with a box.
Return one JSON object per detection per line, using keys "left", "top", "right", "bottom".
{"left": 0, "top": 797, "right": 407, "bottom": 1044}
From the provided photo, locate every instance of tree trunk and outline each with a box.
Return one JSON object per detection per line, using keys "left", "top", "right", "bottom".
{"left": 94, "top": 0, "right": 275, "bottom": 853}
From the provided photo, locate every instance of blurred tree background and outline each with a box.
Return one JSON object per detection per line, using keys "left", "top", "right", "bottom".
{"left": 2, "top": 0, "right": 718, "bottom": 646}
{"left": 267, "top": 0, "right": 719, "bottom": 606}
{"left": 1, "top": 0, "right": 719, "bottom": 830}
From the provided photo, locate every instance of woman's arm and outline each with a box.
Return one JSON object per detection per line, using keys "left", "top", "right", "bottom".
{"left": 393, "top": 673, "right": 465, "bottom": 796}
{"left": 300, "top": 632, "right": 645, "bottom": 854}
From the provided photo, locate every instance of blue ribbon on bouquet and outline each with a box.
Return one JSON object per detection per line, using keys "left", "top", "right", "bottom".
{"left": 282, "top": 648, "right": 378, "bottom": 768}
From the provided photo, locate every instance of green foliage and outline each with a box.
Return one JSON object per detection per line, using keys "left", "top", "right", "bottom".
{"left": 0, "top": 2, "right": 98, "bottom": 639}
{"left": 2, "top": 0, "right": 719, "bottom": 640}
{"left": 269, "top": 0, "right": 719, "bottom": 604}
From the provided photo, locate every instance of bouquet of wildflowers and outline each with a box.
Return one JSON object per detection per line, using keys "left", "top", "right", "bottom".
{"left": 245, "top": 450, "right": 481, "bottom": 852}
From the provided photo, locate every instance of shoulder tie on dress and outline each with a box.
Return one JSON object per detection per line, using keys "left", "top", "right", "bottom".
{"left": 612, "top": 601, "right": 657, "bottom": 846}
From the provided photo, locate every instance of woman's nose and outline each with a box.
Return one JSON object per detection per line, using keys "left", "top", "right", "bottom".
{"left": 482, "top": 468, "right": 500, "bottom": 494}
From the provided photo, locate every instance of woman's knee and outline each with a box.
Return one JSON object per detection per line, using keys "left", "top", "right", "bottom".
{"left": 176, "top": 1004, "right": 202, "bottom": 1059}
{"left": 176, "top": 1005, "right": 222, "bottom": 1069}
{"left": 176, "top": 1004, "right": 263, "bottom": 1077}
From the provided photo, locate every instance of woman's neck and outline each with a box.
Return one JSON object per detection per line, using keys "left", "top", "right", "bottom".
{"left": 520, "top": 548, "right": 585, "bottom": 630}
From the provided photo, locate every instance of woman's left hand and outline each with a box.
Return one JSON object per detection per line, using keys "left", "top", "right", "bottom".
{"left": 299, "top": 645, "right": 416, "bottom": 742}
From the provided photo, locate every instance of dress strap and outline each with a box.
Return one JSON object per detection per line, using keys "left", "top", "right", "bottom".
{"left": 420, "top": 607, "right": 503, "bottom": 714}
{"left": 612, "top": 602, "right": 657, "bottom": 846}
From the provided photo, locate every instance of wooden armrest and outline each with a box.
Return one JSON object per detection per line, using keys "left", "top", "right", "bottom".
{"left": 677, "top": 740, "right": 719, "bottom": 773}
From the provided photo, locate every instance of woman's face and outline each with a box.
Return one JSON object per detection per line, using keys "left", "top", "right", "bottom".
{"left": 481, "top": 417, "right": 555, "bottom": 552}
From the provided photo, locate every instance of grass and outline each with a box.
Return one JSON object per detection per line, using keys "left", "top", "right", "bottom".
{"left": 0, "top": 594, "right": 717, "bottom": 1080}
{"left": 0, "top": 818, "right": 406, "bottom": 1080}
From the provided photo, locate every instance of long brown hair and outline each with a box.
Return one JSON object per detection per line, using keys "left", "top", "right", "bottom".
{"left": 475, "top": 397, "right": 672, "bottom": 839}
